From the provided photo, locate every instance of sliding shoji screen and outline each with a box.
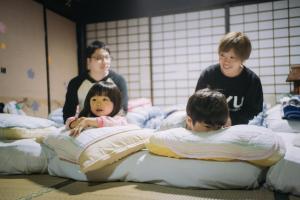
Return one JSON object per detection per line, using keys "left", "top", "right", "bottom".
{"left": 86, "top": 18, "right": 151, "bottom": 100}
{"left": 230, "top": 0, "right": 300, "bottom": 105}
{"left": 151, "top": 9, "right": 225, "bottom": 106}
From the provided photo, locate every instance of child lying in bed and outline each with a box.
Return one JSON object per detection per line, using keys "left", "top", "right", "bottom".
{"left": 147, "top": 89, "right": 285, "bottom": 167}
{"left": 159, "top": 88, "right": 230, "bottom": 131}
{"left": 66, "top": 81, "right": 127, "bottom": 136}
{"left": 185, "top": 88, "right": 229, "bottom": 132}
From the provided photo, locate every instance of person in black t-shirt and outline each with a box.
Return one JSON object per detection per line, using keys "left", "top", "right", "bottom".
{"left": 63, "top": 41, "right": 128, "bottom": 123}
{"left": 195, "top": 32, "right": 263, "bottom": 125}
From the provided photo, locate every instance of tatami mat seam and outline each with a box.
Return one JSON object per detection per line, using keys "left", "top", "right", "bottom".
{"left": 15, "top": 179, "right": 76, "bottom": 200}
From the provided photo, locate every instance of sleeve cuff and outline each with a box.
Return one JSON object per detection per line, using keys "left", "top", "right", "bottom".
{"left": 96, "top": 117, "right": 104, "bottom": 127}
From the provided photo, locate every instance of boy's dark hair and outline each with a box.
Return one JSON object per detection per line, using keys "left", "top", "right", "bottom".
{"left": 79, "top": 81, "right": 121, "bottom": 117}
{"left": 86, "top": 40, "right": 110, "bottom": 58}
{"left": 186, "top": 88, "right": 229, "bottom": 130}
{"left": 218, "top": 32, "right": 252, "bottom": 61}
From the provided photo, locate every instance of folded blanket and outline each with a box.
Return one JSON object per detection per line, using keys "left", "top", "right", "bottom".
{"left": 282, "top": 96, "right": 300, "bottom": 120}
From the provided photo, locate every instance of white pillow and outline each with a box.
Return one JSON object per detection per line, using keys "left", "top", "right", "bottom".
{"left": 0, "top": 139, "right": 48, "bottom": 174}
{"left": 266, "top": 104, "right": 300, "bottom": 133}
{"left": 147, "top": 125, "right": 286, "bottom": 167}
{"left": 0, "top": 113, "right": 57, "bottom": 128}
{"left": 43, "top": 125, "right": 155, "bottom": 173}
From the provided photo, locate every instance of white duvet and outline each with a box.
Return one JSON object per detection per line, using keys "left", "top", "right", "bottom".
{"left": 266, "top": 132, "right": 300, "bottom": 196}
{"left": 48, "top": 150, "right": 264, "bottom": 189}
{"left": 0, "top": 139, "right": 48, "bottom": 174}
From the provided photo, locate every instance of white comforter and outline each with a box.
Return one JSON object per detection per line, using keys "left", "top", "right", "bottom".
{"left": 266, "top": 131, "right": 300, "bottom": 196}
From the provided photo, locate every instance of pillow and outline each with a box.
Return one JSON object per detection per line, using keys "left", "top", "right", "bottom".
{"left": 0, "top": 139, "right": 48, "bottom": 174}
{"left": 266, "top": 105, "right": 300, "bottom": 133}
{"left": 43, "top": 125, "right": 155, "bottom": 173}
{"left": 0, "top": 113, "right": 57, "bottom": 128}
{"left": 0, "top": 126, "right": 59, "bottom": 143}
{"left": 147, "top": 125, "right": 286, "bottom": 167}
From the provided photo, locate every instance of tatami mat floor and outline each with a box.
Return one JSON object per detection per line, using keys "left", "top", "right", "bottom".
{"left": 0, "top": 175, "right": 298, "bottom": 200}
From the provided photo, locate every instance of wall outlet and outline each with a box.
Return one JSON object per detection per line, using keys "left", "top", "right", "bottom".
{"left": 1, "top": 67, "right": 6, "bottom": 73}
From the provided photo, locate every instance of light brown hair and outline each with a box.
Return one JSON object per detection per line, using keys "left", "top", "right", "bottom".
{"left": 218, "top": 32, "right": 252, "bottom": 61}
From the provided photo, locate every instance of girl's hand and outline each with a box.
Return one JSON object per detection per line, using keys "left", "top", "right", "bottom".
{"left": 69, "top": 117, "right": 90, "bottom": 137}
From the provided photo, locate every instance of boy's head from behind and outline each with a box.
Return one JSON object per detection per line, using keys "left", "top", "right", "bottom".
{"left": 186, "top": 88, "right": 229, "bottom": 132}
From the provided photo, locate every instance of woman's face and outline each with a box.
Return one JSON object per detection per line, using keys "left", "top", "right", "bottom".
{"left": 219, "top": 48, "right": 243, "bottom": 77}
{"left": 90, "top": 95, "right": 114, "bottom": 116}
{"left": 87, "top": 48, "right": 111, "bottom": 74}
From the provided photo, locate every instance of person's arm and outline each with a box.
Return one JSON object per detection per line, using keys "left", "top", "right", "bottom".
{"left": 69, "top": 116, "right": 128, "bottom": 137}
{"left": 109, "top": 70, "right": 128, "bottom": 113}
{"left": 116, "top": 75, "right": 128, "bottom": 113}
{"left": 195, "top": 69, "right": 210, "bottom": 92}
{"left": 63, "top": 79, "right": 79, "bottom": 123}
{"left": 100, "top": 116, "right": 128, "bottom": 127}
{"left": 69, "top": 117, "right": 98, "bottom": 137}
{"left": 65, "top": 116, "right": 77, "bottom": 129}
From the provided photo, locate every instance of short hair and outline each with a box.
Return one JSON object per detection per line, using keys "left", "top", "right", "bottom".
{"left": 86, "top": 40, "right": 110, "bottom": 58}
{"left": 218, "top": 32, "right": 252, "bottom": 61}
{"left": 79, "top": 81, "right": 121, "bottom": 117}
{"left": 186, "top": 88, "right": 229, "bottom": 130}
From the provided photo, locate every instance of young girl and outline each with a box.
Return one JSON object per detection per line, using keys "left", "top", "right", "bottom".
{"left": 66, "top": 81, "right": 127, "bottom": 137}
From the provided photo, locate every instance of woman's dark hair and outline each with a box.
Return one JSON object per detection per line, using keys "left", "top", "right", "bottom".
{"left": 79, "top": 81, "right": 121, "bottom": 117}
{"left": 186, "top": 88, "right": 229, "bottom": 130}
{"left": 86, "top": 40, "right": 110, "bottom": 58}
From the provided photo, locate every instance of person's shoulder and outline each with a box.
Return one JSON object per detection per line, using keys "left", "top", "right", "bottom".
{"left": 202, "top": 63, "right": 220, "bottom": 75}
{"left": 109, "top": 70, "right": 125, "bottom": 80}
{"left": 205, "top": 63, "right": 219, "bottom": 71}
{"left": 68, "top": 73, "right": 87, "bottom": 86}
{"left": 243, "top": 66, "right": 260, "bottom": 80}
{"left": 109, "top": 69, "right": 120, "bottom": 76}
